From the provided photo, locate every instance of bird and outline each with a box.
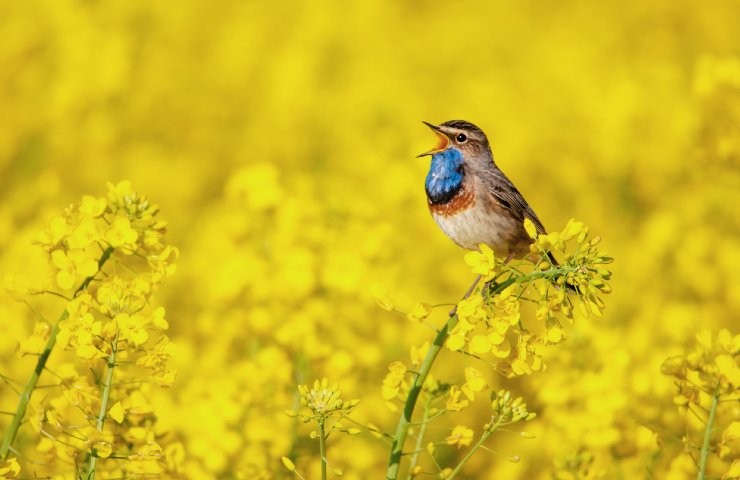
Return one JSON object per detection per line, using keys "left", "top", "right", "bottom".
{"left": 417, "top": 119, "right": 559, "bottom": 266}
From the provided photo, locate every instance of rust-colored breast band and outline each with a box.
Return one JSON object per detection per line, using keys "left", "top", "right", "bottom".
{"left": 428, "top": 185, "right": 475, "bottom": 217}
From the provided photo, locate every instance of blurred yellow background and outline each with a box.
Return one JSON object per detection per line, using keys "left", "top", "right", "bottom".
{"left": 1, "top": 0, "right": 738, "bottom": 478}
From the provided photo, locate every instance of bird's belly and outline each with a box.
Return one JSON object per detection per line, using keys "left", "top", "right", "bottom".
{"left": 431, "top": 202, "right": 523, "bottom": 256}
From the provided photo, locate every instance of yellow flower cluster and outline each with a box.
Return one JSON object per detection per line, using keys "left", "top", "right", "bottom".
{"left": 2, "top": 183, "right": 180, "bottom": 478}
{"left": 425, "top": 390, "right": 536, "bottom": 478}
{"left": 379, "top": 220, "right": 610, "bottom": 478}
{"left": 447, "top": 219, "right": 612, "bottom": 378}
{"left": 661, "top": 330, "right": 739, "bottom": 480}
{"left": 286, "top": 379, "right": 360, "bottom": 478}
{"left": 293, "top": 378, "right": 360, "bottom": 422}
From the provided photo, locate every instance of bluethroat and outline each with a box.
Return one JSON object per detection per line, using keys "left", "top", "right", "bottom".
{"left": 418, "top": 120, "right": 559, "bottom": 266}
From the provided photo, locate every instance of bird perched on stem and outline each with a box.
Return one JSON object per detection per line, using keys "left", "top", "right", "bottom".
{"left": 418, "top": 119, "right": 560, "bottom": 267}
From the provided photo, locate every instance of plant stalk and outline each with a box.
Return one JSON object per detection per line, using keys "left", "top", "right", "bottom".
{"left": 86, "top": 333, "right": 119, "bottom": 480}
{"left": 318, "top": 418, "right": 327, "bottom": 480}
{"left": 697, "top": 385, "right": 720, "bottom": 480}
{"left": 406, "top": 394, "right": 432, "bottom": 479}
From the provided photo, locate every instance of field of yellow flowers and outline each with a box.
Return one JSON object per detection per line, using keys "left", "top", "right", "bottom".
{"left": 1, "top": 1, "right": 738, "bottom": 479}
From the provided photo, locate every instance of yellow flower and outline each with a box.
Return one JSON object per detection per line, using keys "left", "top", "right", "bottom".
{"left": 407, "top": 302, "right": 432, "bottom": 323}
{"left": 446, "top": 333, "right": 466, "bottom": 352}
{"left": 79, "top": 195, "right": 107, "bottom": 217}
{"left": 446, "top": 385, "right": 469, "bottom": 411}
{"left": 371, "top": 283, "right": 394, "bottom": 311}
{"left": 45, "top": 410, "right": 63, "bottom": 431}
{"left": 559, "top": 218, "right": 586, "bottom": 241}
{"left": 492, "top": 341, "right": 511, "bottom": 359}
{"left": 723, "top": 460, "right": 740, "bottom": 480}
{"left": 715, "top": 355, "right": 740, "bottom": 387}
{"left": 493, "top": 289, "right": 521, "bottom": 326}
{"left": 38, "top": 215, "right": 69, "bottom": 247}
{"left": 51, "top": 249, "right": 98, "bottom": 290}
{"left": 382, "top": 362, "right": 407, "bottom": 400}
{"left": 152, "top": 369, "right": 177, "bottom": 387}
{"left": 464, "top": 243, "right": 496, "bottom": 280}
{"left": 17, "top": 322, "right": 50, "bottom": 356}
{"left": 511, "top": 358, "right": 533, "bottom": 376}
{"left": 535, "top": 232, "right": 561, "bottom": 253}
{"left": 104, "top": 217, "right": 139, "bottom": 248}
{"left": 461, "top": 366, "right": 488, "bottom": 401}
{"left": 0, "top": 457, "right": 20, "bottom": 478}
{"left": 410, "top": 341, "right": 429, "bottom": 367}
{"left": 523, "top": 218, "right": 538, "bottom": 239}
{"left": 456, "top": 295, "right": 486, "bottom": 325}
{"left": 67, "top": 217, "right": 100, "bottom": 249}
{"left": 150, "top": 307, "right": 169, "bottom": 330}
{"left": 92, "top": 441, "right": 113, "bottom": 459}
{"left": 469, "top": 334, "right": 492, "bottom": 355}
{"left": 116, "top": 313, "right": 149, "bottom": 346}
{"left": 547, "top": 326, "right": 565, "bottom": 344}
{"left": 445, "top": 425, "right": 474, "bottom": 448}
{"left": 109, "top": 401, "right": 125, "bottom": 423}
{"left": 126, "top": 390, "right": 155, "bottom": 416}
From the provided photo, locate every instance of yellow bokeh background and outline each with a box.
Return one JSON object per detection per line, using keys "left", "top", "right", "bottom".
{"left": 1, "top": 0, "right": 738, "bottom": 478}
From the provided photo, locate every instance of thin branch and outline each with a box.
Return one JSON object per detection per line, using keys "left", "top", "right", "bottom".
{"left": 85, "top": 333, "right": 119, "bottom": 480}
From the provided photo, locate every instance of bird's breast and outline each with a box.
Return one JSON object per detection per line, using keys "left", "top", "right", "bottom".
{"left": 429, "top": 184, "right": 526, "bottom": 256}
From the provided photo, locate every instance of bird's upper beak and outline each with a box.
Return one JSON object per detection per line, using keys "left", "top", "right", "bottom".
{"left": 417, "top": 121, "right": 450, "bottom": 157}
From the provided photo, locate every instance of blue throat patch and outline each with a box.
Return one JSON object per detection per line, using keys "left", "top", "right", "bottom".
{"left": 425, "top": 148, "right": 464, "bottom": 205}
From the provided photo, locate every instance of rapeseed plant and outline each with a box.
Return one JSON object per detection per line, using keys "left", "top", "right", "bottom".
{"left": 1, "top": 183, "right": 180, "bottom": 478}
{"left": 381, "top": 219, "right": 612, "bottom": 479}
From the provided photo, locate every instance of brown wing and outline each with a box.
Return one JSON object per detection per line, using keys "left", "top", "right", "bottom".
{"left": 480, "top": 168, "right": 548, "bottom": 234}
{"left": 478, "top": 165, "right": 576, "bottom": 285}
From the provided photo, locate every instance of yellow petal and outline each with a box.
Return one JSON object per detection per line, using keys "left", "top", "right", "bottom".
{"left": 446, "top": 333, "right": 466, "bottom": 352}
{"left": 469, "top": 335, "right": 492, "bottom": 354}
{"left": 523, "top": 218, "right": 538, "bottom": 239}
{"left": 716, "top": 355, "right": 740, "bottom": 386}
{"left": 109, "top": 401, "right": 125, "bottom": 423}
{"left": 56, "top": 269, "right": 76, "bottom": 290}
{"left": 94, "top": 441, "right": 112, "bottom": 459}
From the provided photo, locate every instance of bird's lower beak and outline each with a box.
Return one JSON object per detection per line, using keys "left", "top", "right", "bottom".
{"left": 417, "top": 121, "right": 450, "bottom": 157}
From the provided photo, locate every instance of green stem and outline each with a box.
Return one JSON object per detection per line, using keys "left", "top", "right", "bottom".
{"left": 86, "top": 333, "right": 119, "bottom": 480}
{"left": 0, "top": 247, "right": 113, "bottom": 461}
{"left": 0, "top": 318, "right": 62, "bottom": 460}
{"left": 406, "top": 393, "right": 432, "bottom": 479}
{"left": 318, "top": 418, "right": 327, "bottom": 480}
{"left": 446, "top": 421, "right": 499, "bottom": 480}
{"left": 697, "top": 385, "right": 720, "bottom": 480}
{"left": 385, "top": 276, "right": 485, "bottom": 480}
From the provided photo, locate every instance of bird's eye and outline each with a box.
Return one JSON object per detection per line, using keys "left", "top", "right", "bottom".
{"left": 456, "top": 133, "right": 467, "bottom": 143}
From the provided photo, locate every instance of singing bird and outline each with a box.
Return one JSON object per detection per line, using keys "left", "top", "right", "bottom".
{"left": 418, "top": 120, "right": 556, "bottom": 265}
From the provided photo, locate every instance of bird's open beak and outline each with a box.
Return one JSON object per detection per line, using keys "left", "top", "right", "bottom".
{"left": 416, "top": 121, "right": 450, "bottom": 157}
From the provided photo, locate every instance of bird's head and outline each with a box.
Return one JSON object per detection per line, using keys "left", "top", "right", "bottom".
{"left": 419, "top": 120, "right": 494, "bottom": 204}
{"left": 417, "top": 120, "right": 492, "bottom": 164}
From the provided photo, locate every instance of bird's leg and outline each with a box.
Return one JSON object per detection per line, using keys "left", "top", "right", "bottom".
{"left": 504, "top": 251, "right": 516, "bottom": 264}
{"left": 448, "top": 275, "right": 481, "bottom": 316}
